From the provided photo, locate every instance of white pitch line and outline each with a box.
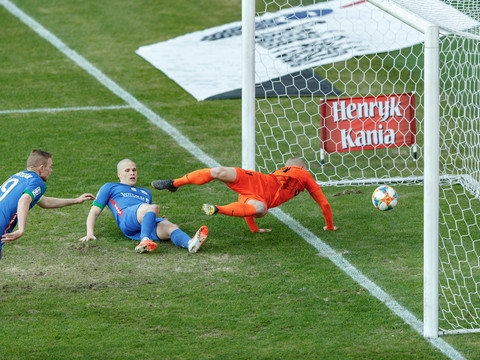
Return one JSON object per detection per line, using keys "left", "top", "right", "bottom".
{"left": 0, "top": 104, "right": 132, "bottom": 115}
{"left": 270, "top": 208, "right": 466, "bottom": 359}
{"left": 0, "top": 1, "right": 466, "bottom": 359}
{"left": 0, "top": 0, "right": 219, "bottom": 169}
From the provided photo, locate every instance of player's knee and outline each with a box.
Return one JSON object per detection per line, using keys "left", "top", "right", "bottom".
{"left": 158, "top": 221, "right": 179, "bottom": 237}
{"left": 137, "top": 204, "right": 160, "bottom": 222}
{"left": 210, "top": 167, "right": 224, "bottom": 179}
{"left": 211, "top": 167, "right": 236, "bottom": 183}
{"left": 254, "top": 203, "right": 268, "bottom": 218}
{"left": 147, "top": 204, "right": 160, "bottom": 215}
{"left": 155, "top": 220, "right": 179, "bottom": 240}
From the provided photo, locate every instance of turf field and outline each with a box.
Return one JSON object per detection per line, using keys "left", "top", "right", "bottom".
{"left": 0, "top": 1, "right": 479, "bottom": 359}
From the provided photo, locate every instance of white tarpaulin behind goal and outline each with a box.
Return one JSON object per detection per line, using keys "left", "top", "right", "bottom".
{"left": 136, "top": 0, "right": 433, "bottom": 101}
{"left": 137, "top": 0, "right": 476, "bottom": 102}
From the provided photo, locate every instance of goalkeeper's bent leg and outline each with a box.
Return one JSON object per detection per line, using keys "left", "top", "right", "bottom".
{"left": 216, "top": 203, "right": 257, "bottom": 217}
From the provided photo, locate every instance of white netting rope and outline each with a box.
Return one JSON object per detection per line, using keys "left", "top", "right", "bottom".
{"left": 437, "top": 32, "right": 480, "bottom": 335}
{"left": 254, "top": 0, "right": 480, "bottom": 335}
{"left": 390, "top": 0, "right": 480, "bottom": 38}
{"left": 255, "top": 0, "right": 425, "bottom": 183}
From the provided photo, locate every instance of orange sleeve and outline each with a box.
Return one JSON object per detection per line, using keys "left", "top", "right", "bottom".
{"left": 244, "top": 216, "right": 259, "bottom": 233}
{"left": 272, "top": 167, "right": 334, "bottom": 229}
{"left": 310, "top": 188, "right": 335, "bottom": 230}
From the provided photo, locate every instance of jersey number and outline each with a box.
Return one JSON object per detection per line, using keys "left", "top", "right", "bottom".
{"left": 0, "top": 179, "right": 19, "bottom": 202}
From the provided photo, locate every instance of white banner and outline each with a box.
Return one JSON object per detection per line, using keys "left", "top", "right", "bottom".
{"left": 136, "top": 0, "right": 478, "bottom": 101}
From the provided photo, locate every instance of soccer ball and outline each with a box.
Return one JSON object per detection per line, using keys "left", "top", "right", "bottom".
{"left": 372, "top": 185, "right": 398, "bottom": 211}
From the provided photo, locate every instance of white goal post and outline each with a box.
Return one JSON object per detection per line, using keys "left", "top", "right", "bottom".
{"left": 367, "top": 0, "right": 441, "bottom": 339}
{"left": 242, "top": 0, "right": 480, "bottom": 338}
{"left": 242, "top": 0, "right": 256, "bottom": 171}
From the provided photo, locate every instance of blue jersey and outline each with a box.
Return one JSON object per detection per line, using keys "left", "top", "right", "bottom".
{"left": 93, "top": 183, "right": 157, "bottom": 240}
{"left": 0, "top": 171, "right": 47, "bottom": 235}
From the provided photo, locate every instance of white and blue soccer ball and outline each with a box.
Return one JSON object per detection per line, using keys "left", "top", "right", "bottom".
{"left": 372, "top": 185, "right": 398, "bottom": 211}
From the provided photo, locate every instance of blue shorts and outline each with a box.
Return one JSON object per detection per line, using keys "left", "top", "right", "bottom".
{"left": 118, "top": 204, "right": 165, "bottom": 241}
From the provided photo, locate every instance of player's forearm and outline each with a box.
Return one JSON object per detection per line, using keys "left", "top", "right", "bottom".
{"left": 244, "top": 216, "right": 260, "bottom": 233}
{"left": 85, "top": 210, "right": 99, "bottom": 236}
{"left": 311, "top": 189, "right": 335, "bottom": 229}
{"left": 15, "top": 196, "right": 31, "bottom": 235}
{"left": 320, "top": 203, "right": 335, "bottom": 229}
{"left": 38, "top": 197, "right": 77, "bottom": 208}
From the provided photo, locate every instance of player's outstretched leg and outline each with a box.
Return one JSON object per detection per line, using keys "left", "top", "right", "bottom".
{"left": 135, "top": 238, "right": 158, "bottom": 253}
{"left": 152, "top": 169, "right": 217, "bottom": 192}
{"left": 151, "top": 179, "right": 178, "bottom": 192}
{"left": 202, "top": 203, "right": 219, "bottom": 216}
{"left": 188, "top": 225, "right": 208, "bottom": 253}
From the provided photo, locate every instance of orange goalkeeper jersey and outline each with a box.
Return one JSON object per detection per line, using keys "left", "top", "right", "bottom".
{"left": 269, "top": 166, "right": 322, "bottom": 207}
{"left": 229, "top": 166, "right": 334, "bottom": 230}
{"left": 269, "top": 167, "right": 334, "bottom": 229}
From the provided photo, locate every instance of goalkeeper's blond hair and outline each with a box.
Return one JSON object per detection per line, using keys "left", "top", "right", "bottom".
{"left": 285, "top": 157, "right": 306, "bottom": 169}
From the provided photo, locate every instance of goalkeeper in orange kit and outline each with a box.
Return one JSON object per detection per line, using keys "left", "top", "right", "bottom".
{"left": 151, "top": 157, "right": 338, "bottom": 233}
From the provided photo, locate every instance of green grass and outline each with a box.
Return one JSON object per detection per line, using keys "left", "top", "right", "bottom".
{"left": 0, "top": 0, "right": 479, "bottom": 359}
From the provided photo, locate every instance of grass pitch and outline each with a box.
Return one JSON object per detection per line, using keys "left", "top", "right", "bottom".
{"left": 0, "top": 0, "right": 479, "bottom": 359}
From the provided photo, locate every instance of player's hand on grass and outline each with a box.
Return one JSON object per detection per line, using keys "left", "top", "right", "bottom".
{"left": 79, "top": 234, "right": 96, "bottom": 242}
{"left": 323, "top": 226, "right": 338, "bottom": 231}
{"left": 1, "top": 230, "right": 24, "bottom": 243}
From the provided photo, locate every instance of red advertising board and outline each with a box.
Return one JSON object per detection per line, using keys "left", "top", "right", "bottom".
{"left": 320, "top": 93, "right": 416, "bottom": 153}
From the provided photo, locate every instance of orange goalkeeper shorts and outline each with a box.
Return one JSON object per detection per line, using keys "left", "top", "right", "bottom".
{"left": 227, "top": 168, "right": 278, "bottom": 207}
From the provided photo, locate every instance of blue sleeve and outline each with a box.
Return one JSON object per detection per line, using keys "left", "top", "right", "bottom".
{"left": 93, "top": 183, "right": 112, "bottom": 209}
{"left": 146, "top": 189, "right": 152, "bottom": 204}
{"left": 24, "top": 175, "right": 47, "bottom": 206}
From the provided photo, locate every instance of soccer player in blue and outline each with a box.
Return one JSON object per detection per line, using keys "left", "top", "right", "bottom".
{"left": 79, "top": 159, "right": 208, "bottom": 253}
{"left": 0, "top": 149, "right": 96, "bottom": 260}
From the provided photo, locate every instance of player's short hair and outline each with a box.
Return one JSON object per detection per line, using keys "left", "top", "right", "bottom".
{"left": 117, "top": 159, "right": 135, "bottom": 173}
{"left": 285, "top": 157, "right": 306, "bottom": 169}
{"left": 26, "top": 149, "right": 52, "bottom": 170}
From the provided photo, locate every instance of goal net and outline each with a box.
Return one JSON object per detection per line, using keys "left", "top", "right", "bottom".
{"left": 436, "top": 19, "right": 480, "bottom": 335}
{"left": 247, "top": 0, "right": 480, "bottom": 335}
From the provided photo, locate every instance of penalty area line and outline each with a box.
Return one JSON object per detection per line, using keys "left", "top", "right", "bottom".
{"left": 0, "top": 104, "right": 132, "bottom": 115}
{"left": 0, "top": 1, "right": 466, "bottom": 359}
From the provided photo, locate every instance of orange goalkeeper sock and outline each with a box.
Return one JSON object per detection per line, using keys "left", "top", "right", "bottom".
{"left": 216, "top": 203, "right": 257, "bottom": 217}
{"left": 173, "top": 169, "right": 213, "bottom": 187}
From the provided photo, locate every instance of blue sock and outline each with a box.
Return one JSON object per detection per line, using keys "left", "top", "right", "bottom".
{"left": 170, "top": 229, "right": 190, "bottom": 249}
{"left": 140, "top": 212, "right": 157, "bottom": 239}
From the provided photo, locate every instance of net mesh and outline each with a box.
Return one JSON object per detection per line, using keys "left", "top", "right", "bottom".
{"left": 437, "top": 32, "right": 480, "bottom": 334}
{"left": 253, "top": 0, "right": 480, "bottom": 334}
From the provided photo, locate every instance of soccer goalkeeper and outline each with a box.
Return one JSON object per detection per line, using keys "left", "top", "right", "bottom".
{"left": 152, "top": 157, "right": 337, "bottom": 233}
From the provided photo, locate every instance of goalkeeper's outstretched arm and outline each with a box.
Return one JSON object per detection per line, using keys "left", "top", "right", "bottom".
{"left": 310, "top": 189, "right": 338, "bottom": 230}
{"left": 244, "top": 216, "right": 272, "bottom": 233}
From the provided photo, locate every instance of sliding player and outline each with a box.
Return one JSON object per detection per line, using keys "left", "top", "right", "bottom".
{"left": 79, "top": 159, "right": 208, "bottom": 253}
{"left": 152, "top": 157, "right": 337, "bottom": 233}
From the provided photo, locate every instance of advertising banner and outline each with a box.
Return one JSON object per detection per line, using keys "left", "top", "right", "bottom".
{"left": 136, "top": 0, "right": 477, "bottom": 101}
{"left": 320, "top": 93, "right": 416, "bottom": 153}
